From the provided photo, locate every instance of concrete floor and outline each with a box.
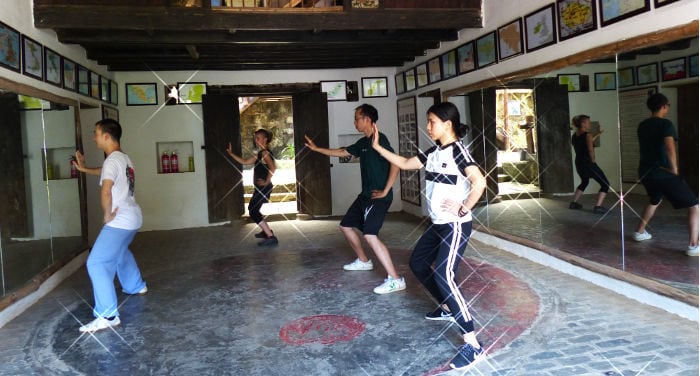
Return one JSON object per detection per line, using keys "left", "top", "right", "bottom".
{"left": 0, "top": 212, "right": 697, "bottom": 375}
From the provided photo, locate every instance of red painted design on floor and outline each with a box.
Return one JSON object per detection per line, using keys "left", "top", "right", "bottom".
{"left": 279, "top": 314, "right": 366, "bottom": 346}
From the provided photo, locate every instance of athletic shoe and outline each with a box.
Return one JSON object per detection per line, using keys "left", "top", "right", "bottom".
{"left": 79, "top": 316, "right": 121, "bottom": 333}
{"left": 449, "top": 342, "right": 485, "bottom": 371}
{"left": 633, "top": 230, "right": 652, "bottom": 242}
{"left": 373, "top": 276, "right": 406, "bottom": 294}
{"left": 425, "top": 307, "right": 453, "bottom": 321}
{"left": 569, "top": 202, "right": 583, "bottom": 210}
{"left": 122, "top": 286, "right": 148, "bottom": 295}
{"left": 593, "top": 206, "right": 607, "bottom": 214}
{"left": 258, "top": 236, "right": 278, "bottom": 247}
{"left": 343, "top": 258, "right": 373, "bottom": 271}
{"left": 254, "top": 231, "right": 267, "bottom": 239}
{"left": 687, "top": 245, "right": 699, "bottom": 257}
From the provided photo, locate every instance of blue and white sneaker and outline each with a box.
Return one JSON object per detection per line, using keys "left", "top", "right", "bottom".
{"left": 425, "top": 307, "right": 453, "bottom": 321}
{"left": 449, "top": 342, "right": 484, "bottom": 370}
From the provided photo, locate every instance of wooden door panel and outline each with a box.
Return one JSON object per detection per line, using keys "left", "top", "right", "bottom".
{"left": 534, "top": 79, "right": 573, "bottom": 194}
{"left": 0, "top": 93, "right": 29, "bottom": 240}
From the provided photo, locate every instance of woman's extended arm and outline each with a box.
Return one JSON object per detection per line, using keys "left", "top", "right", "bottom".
{"left": 370, "top": 124, "right": 423, "bottom": 170}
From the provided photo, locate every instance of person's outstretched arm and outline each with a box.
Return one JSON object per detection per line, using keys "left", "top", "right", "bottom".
{"left": 226, "top": 142, "right": 256, "bottom": 165}
{"left": 304, "top": 135, "right": 351, "bottom": 158}
{"left": 72, "top": 150, "right": 102, "bottom": 176}
{"left": 370, "top": 124, "right": 422, "bottom": 170}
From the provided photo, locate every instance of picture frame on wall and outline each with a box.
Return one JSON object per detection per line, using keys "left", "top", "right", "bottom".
{"left": 77, "top": 65, "right": 90, "bottom": 95}
{"left": 653, "top": 0, "right": 681, "bottom": 6}
{"left": 599, "top": 0, "right": 650, "bottom": 27}
{"left": 22, "top": 35, "right": 43, "bottom": 80}
{"left": 441, "top": 50, "right": 457, "bottom": 79}
{"left": 62, "top": 57, "right": 76, "bottom": 91}
{"left": 125, "top": 82, "right": 158, "bottom": 106}
{"left": 361, "top": 77, "right": 388, "bottom": 98}
{"left": 660, "top": 57, "right": 686, "bottom": 81}
{"left": 90, "top": 71, "right": 100, "bottom": 98}
{"left": 594, "top": 72, "right": 616, "bottom": 90}
{"left": 0, "top": 21, "right": 21, "bottom": 72}
{"left": 415, "top": 63, "right": 428, "bottom": 87}
{"left": 558, "top": 73, "right": 582, "bottom": 92}
{"left": 476, "top": 31, "right": 497, "bottom": 69}
{"left": 404, "top": 69, "right": 416, "bottom": 92}
{"left": 428, "top": 58, "right": 442, "bottom": 83}
{"left": 457, "top": 42, "right": 476, "bottom": 74}
{"left": 101, "top": 104, "right": 119, "bottom": 121}
{"left": 636, "top": 62, "right": 658, "bottom": 85}
{"left": 320, "top": 80, "right": 347, "bottom": 101}
{"left": 396, "top": 96, "right": 421, "bottom": 206}
{"left": 101, "top": 77, "right": 110, "bottom": 102}
{"left": 497, "top": 18, "right": 524, "bottom": 60}
{"left": 618, "top": 67, "right": 635, "bottom": 88}
{"left": 689, "top": 55, "right": 698, "bottom": 77}
{"left": 524, "top": 4, "right": 557, "bottom": 52}
{"left": 177, "top": 82, "right": 207, "bottom": 104}
{"left": 394, "top": 72, "right": 405, "bottom": 94}
{"left": 110, "top": 80, "right": 118, "bottom": 105}
{"left": 43, "top": 47, "right": 62, "bottom": 87}
{"left": 556, "top": 0, "right": 597, "bottom": 41}
{"left": 346, "top": 80, "right": 359, "bottom": 102}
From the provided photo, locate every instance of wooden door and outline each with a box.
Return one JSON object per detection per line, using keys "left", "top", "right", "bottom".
{"left": 469, "top": 89, "right": 499, "bottom": 201}
{"left": 677, "top": 84, "right": 698, "bottom": 195}
{"left": 0, "top": 93, "right": 29, "bottom": 239}
{"left": 534, "top": 79, "right": 573, "bottom": 194}
{"left": 292, "top": 92, "right": 332, "bottom": 216}
{"left": 202, "top": 93, "right": 244, "bottom": 222}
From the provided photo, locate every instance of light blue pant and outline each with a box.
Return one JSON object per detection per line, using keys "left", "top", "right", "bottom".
{"left": 87, "top": 225, "right": 146, "bottom": 318}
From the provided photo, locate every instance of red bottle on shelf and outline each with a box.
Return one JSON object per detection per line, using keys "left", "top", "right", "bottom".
{"left": 161, "top": 151, "right": 171, "bottom": 173}
{"left": 171, "top": 150, "right": 179, "bottom": 173}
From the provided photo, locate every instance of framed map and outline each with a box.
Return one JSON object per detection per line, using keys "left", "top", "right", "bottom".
{"left": 62, "top": 57, "right": 76, "bottom": 91}
{"left": 636, "top": 62, "right": 658, "bottom": 84}
{"left": 599, "top": 0, "right": 650, "bottom": 26}
{"left": 90, "top": 71, "right": 100, "bottom": 98}
{"left": 594, "top": 72, "right": 616, "bottom": 90}
{"left": 178, "top": 81, "right": 207, "bottom": 104}
{"left": 441, "top": 50, "right": 457, "bottom": 79}
{"left": 395, "top": 72, "right": 405, "bottom": 94}
{"left": 0, "top": 21, "right": 20, "bottom": 72}
{"left": 618, "top": 67, "right": 635, "bottom": 88}
{"left": 428, "top": 58, "right": 441, "bottom": 83}
{"left": 498, "top": 18, "right": 523, "bottom": 60}
{"left": 476, "top": 31, "right": 497, "bottom": 68}
{"left": 320, "top": 80, "right": 347, "bottom": 101}
{"left": 77, "top": 65, "right": 89, "bottom": 95}
{"left": 660, "top": 57, "right": 686, "bottom": 81}
{"left": 396, "top": 96, "right": 421, "bottom": 206}
{"left": 22, "top": 36, "right": 43, "bottom": 80}
{"left": 525, "top": 4, "right": 557, "bottom": 52}
{"left": 361, "top": 77, "right": 388, "bottom": 98}
{"left": 557, "top": 0, "right": 597, "bottom": 41}
{"left": 125, "top": 82, "right": 158, "bottom": 105}
{"left": 415, "top": 63, "right": 428, "bottom": 87}
{"left": 457, "top": 42, "right": 476, "bottom": 74}
{"left": 43, "top": 47, "right": 61, "bottom": 87}
{"left": 404, "top": 69, "right": 416, "bottom": 92}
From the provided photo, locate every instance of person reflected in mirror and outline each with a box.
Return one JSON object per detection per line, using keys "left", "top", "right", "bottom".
{"left": 72, "top": 118, "right": 147, "bottom": 333}
{"left": 569, "top": 114, "right": 611, "bottom": 214}
{"left": 226, "top": 129, "right": 278, "bottom": 247}
{"left": 633, "top": 93, "right": 699, "bottom": 256}
{"left": 304, "top": 104, "right": 403, "bottom": 295}
{"left": 370, "top": 102, "right": 487, "bottom": 371}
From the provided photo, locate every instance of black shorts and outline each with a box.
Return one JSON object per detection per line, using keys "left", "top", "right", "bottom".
{"left": 339, "top": 195, "right": 390, "bottom": 236}
{"left": 642, "top": 176, "right": 698, "bottom": 209}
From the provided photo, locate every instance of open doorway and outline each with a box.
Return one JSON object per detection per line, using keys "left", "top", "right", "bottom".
{"left": 238, "top": 96, "right": 298, "bottom": 217}
{"left": 495, "top": 88, "right": 540, "bottom": 197}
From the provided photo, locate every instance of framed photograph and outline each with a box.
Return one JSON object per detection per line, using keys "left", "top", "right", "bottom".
{"left": 599, "top": 0, "right": 650, "bottom": 27}
{"left": 594, "top": 72, "right": 616, "bottom": 90}
{"left": 404, "top": 69, "right": 416, "bottom": 92}
{"left": 653, "top": 0, "right": 680, "bottom": 6}
{"left": 110, "top": 80, "right": 118, "bottom": 105}
{"left": 346, "top": 81, "right": 359, "bottom": 102}
{"left": 22, "top": 36, "right": 43, "bottom": 80}
{"left": 101, "top": 77, "right": 110, "bottom": 102}
{"left": 62, "top": 57, "right": 76, "bottom": 91}
{"left": 636, "top": 62, "right": 658, "bottom": 85}
{"left": 498, "top": 18, "right": 523, "bottom": 60}
{"left": 361, "top": 77, "right": 388, "bottom": 98}
{"left": 558, "top": 73, "right": 582, "bottom": 92}
{"left": 415, "top": 63, "right": 428, "bottom": 87}
{"left": 557, "top": 0, "right": 597, "bottom": 41}
{"left": 77, "top": 65, "right": 90, "bottom": 95}
{"left": 618, "top": 67, "right": 635, "bottom": 88}
{"left": 320, "top": 80, "right": 347, "bottom": 101}
{"left": 177, "top": 82, "right": 207, "bottom": 104}
{"left": 457, "top": 42, "right": 476, "bottom": 74}
{"left": 525, "top": 4, "right": 557, "bottom": 52}
{"left": 396, "top": 96, "right": 421, "bottom": 206}
{"left": 660, "top": 57, "right": 686, "bottom": 81}
{"left": 689, "top": 55, "right": 698, "bottom": 77}
{"left": 90, "top": 71, "right": 100, "bottom": 98}
{"left": 0, "top": 21, "right": 21, "bottom": 72}
{"left": 18, "top": 95, "right": 44, "bottom": 111}
{"left": 394, "top": 72, "right": 405, "bottom": 94}
{"left": 441, "top": 50, "right": 457, "bottom": 79}
{"left": 476, "top": 32, "right": 498, "bottom": 69}
{"left": 125, "top": 82, "right": 158, "bottom": 106}
{"left": 428, "top": 58, "right": 442, "bottom": 83}
{"left": 43, "top": 47, "right": 61, "bottom": 87}
{"left": 101, "top": 104, "right": 119, "bottom": 121}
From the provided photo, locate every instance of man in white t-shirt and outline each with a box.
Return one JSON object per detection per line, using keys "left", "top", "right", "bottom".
{"left": 73, "top": 118, "right": 147, "bottom": 333}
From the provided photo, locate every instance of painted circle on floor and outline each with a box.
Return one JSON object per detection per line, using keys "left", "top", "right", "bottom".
{"left": 279, "top": 314, "right": 365, "bottom": 345}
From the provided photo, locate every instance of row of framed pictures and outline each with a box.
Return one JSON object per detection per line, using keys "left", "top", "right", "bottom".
{"left": 320, "top": 77, "right": 389, "bottom": 101}
{"left": 0, "top": 20, "right": 118, "bottom": 105}
{"left": 125, "top": 82, "right": 208, "bottom": 106}
{"left": 617, "top": 55, "right": 699, "bottom": 89}
{"left": 395, "top": 0, "right": 682, "bottom": 95}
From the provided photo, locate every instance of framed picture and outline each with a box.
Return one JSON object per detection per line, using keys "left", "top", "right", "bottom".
{"left": 558, "top": 73, "right": 582, "bottom": 92}
{"left": 90, "top": 71, "right": 100, "bottom": 98}
{"left": 594, "top": 72, "right": 616, "bottom": 90}
{"left": 404, "top": 69, "right": 416, "bottom": 92}
{"left": 441, "top": 50, "right": 457, "bottom": 79}
{"left": 394, "top": 72, "right": 405, "bottom": 94}
{"left": 689, "top": 55, "right": 698, "bottom": 77}
{"left": 346, "top": 81, "right": 359, "bottom": 102}
{"left": 525, "top": 4, "right": 557, "bottom": 52}
{"left": 396, "top": 96, "right": 421, "bottom": 206}
{"left": 457, "top": 42, "right": 476, "bottom": 74}
{"left": 177, "top": 82, "right": 207, "bottom": 104}
{"left": 428, "top": 58, "right": 442, "bottom": 83}
{"left": 110, "top": 80, "right": 118, "bottom": 105}
{"left": 653, "top": 0, "right": 680, "bottom": 6}
{"left": 320, "top": 80, "right": 347, "bottom": 101}
{"left": 660, "top": 57, "right": 686, "bottom": 81}
{"left": 125, "top": 82, "right": 158, "bottom": 106}
{"left": 43, "top": 47, "right": 61, "bottom": 87}
{"left": 361, "top": 77, "right": 388, "bottom": 98}
{"left": 101, "top": 104, "right": 119, "bottom": 121}
{"left": 618, "top": 67, "right": 635, "bottom": 88}
{"left": 599, "top": 0, "right": 650, "bottom": 27}
{"left": 77, "top": 65, "right": 89, "bottom": 95}
{"left": 557, "top": 0, "right": 597, "bottom": 41}
{"left": 498, "top": 18, "right": 524, "bottom": 60}
{"left": 636, "top": 62, "right": 658, "bottom": 85}
{"left": 62, "top": 57, "right": 76, "bottom": 91}
{"left": 18, "top": 95, "right": 44, "bottom": 111}
{"left": 476, "top": 32, "right": 497, "bottom": 69}
{"left": 22, "top": 36, "right": 43, "bottom": 80}
{"left": 0, "top": 21, "right": 21, "bottom": 72}
{"left": 415, "top": 63, "right": 428, "bottom": 87}
{"left": 101, "top": 77, "right": 110, "bottom": 102}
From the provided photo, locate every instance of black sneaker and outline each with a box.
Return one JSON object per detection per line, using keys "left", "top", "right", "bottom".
{"left": 569, "top": 202, "right": 583, "bottom": 210}
{"left": 258, "top": 236, "right": 278, "bottom": 247}
{"left": 254, "top": 231, "right": 267, "bottom": 238}
{"left": 593, "top": 206, "right": 607, "bottom": 214}
{"left": 425, "top": 307, "right": 453, "bottom": 321}
{"left": 449, "top": 342, "right": 484, "bottom": 370}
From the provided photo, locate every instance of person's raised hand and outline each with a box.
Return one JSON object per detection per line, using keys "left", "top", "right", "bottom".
{"left": 304, "top": 135, "right": 317, "bottom": 151}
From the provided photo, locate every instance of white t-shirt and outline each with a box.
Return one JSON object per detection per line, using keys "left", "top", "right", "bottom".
{"left": 100, "top": 151, "right": 143, "bottom": 230}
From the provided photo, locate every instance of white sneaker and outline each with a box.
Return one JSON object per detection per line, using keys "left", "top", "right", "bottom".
{"left": 122, "top": 286, "right": 148, "bottom": 295}
{"left": 79, "top": 316, "right": 121, "bottom": 333}
{"left": 633, "top": 230, "right": 652, "bottom": 242}
{"left": 687, "top": 245, "right": 699, "bottom": 257}
{"left": 373, "top": 276, "right": 406, "bottom": 294}
{"left": 343, "top": 258, "right": 373, "bottom": 271}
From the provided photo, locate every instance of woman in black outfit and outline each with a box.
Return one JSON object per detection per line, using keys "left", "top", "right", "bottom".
{"left": 569, "top": 114, "right": 610, "bottom": 214}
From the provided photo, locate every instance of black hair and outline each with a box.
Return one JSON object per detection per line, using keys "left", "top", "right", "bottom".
{"left": 355, "top": 104, "right": 379, "bottom": 123}
{"left": 427, "top": 102, "right": 469, "bottom": 138}
{"left": 646, "top": 93, "right": 669, "bottom": 113}
{"left": 95, "top": 118, "right": 122, "bottom": 143}
{"left": 254, "top": 128, "right": 273, "bottom": 143}
{"left": 572, "top": 114, "right": 590, "bottom": 129}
